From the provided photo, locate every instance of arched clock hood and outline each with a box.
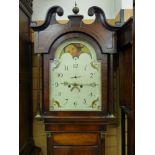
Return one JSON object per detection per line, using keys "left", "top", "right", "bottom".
{"left": 31, "top": 6, "right": 123, "bottom": 55}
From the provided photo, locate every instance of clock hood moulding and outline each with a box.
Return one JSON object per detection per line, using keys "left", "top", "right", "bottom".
{"left": 30, "top": 6, "right": 122, "bottom": 54}
{"left": 31, "top": 6, "right": 120, "bottom": 31}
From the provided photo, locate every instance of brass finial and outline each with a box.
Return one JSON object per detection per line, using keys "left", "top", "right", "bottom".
{"left": 72, "top": 1, "right": 79, "bottom": 14}
{"left": 75, "top": 1, "right": 77, "bottom": 7}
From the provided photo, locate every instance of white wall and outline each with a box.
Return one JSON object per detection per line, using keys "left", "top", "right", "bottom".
{"left": 32, "top": 0, "right": 132, "bottom": 21}
{"left": 122, "top": 0, "right": 133, "bottom": 9}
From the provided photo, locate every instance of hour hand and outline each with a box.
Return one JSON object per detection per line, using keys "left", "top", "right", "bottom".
{"left": 61, "top": 81, "right": 69, "bottom": 86}
{"left": 71, "top": 75, "right": 81, "bottom": 79}
{"left": 60, "top": 82, "right": 80, "bottom": 92}
{"left": 61, "top": 82, "right": 72, "bottom": 88}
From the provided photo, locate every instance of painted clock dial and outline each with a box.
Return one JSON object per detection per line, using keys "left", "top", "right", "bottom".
{"left": 49, "top": 39, "right": 102, "bottom": 111}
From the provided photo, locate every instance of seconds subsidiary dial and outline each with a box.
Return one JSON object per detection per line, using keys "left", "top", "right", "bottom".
{"left": 49, "top": 39, "right": 102, "bottom": 111}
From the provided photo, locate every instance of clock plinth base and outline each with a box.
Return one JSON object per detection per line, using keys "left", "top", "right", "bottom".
{"left": 45, "top": 123, "right": 107, "bottom": 155}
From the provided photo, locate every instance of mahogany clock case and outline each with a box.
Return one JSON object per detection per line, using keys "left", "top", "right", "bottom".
{"left": 43, "top": 32, "right": 108, "bottom": 117}
{"left": 31, "top": 6, "right": 120, "bottom": 123}
{"left": 31, "top": 5, "right": 134, "bottom": 155}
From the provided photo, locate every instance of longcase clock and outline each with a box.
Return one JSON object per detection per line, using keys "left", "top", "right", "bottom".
{"left": 31, "top": 5, "right": 120, "bottom": 155}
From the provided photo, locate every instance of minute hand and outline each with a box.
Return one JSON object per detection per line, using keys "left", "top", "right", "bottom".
{"left": 61, "top": 82, "right": 98, "bottom": 87}
{"left": 82, "top": 82, "right": 98, "bottom": 87}
{"left": 71, "top": 82, "right": 98, "bottom": 87}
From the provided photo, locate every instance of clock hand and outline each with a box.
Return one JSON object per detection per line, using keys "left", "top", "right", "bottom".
{"left": 61, "top": 82, "right": 98, "bottom": 87}
{"left": 61, "top": 82, "right": 75, "bottom": 86}
{"left": 61, "top": 82, "right": 81, "bottom": 92}
{"left": 81, "top": 82, "right": 98, "bottom": 87}
{"left": 61, "top": 82, "right": 80, "bottom": 86}
{"left": 70, "top": 82, "right": 97, "bottom": 92}
{"left": 61, "top": 82, "right": 97, "bottom": 92}
{"left": 71, "top": 75, "right": 81, "bottom": 79}
{"left": 61, "top": 81, "right": 69, "bottom": 86}
{"left": 71, "top": 82, "right": 97, "bottom": 87}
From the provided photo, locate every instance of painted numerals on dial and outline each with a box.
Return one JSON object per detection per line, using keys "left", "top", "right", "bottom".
{"left": 64, "top": 65, "right": 69, "bottom": 71}
{"left": 84, "top": 65, "right": 87, "bottom": 71}
{"left": 58, "top": 73, "right": 63, "bottom": 77}
{"left": 65, "top": 99, "right": 68, "bottom": 104}
{"left": 55, "top": 82, "right": 59, "bottom": 87}
{"left": 90, "top": 73, "right": 95, "bottom": 78}
{"left": 74, "top": 101, "right": 77, "bottom": 107}
{"left": 83, "top": 98, "right": 87, "bottom": 104}
{"left": 89, "top": 92, "right": 93, "bottom": 97}
{"left": 49, "top": 40, "right": 102, "bottom": 111}
{"left": 58, "top": 92, "right": 61, "bottom": 96}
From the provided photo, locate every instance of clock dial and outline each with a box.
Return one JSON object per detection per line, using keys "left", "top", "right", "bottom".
{"left": 49, "top": 39, "right": 102, "bottom": 111}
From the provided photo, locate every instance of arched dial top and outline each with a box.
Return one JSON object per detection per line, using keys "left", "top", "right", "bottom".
{"left": 49, "top": 39, "right": 102, "bottom": 111}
